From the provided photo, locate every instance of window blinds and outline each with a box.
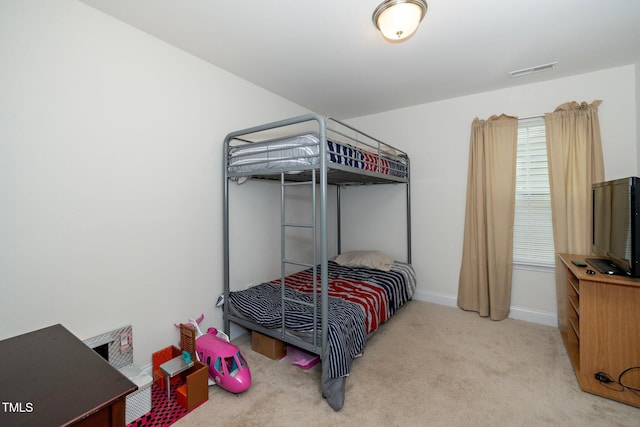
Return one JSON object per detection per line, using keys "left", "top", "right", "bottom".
{"left": 513, "top": 117, "right": 555, "bottom": 266}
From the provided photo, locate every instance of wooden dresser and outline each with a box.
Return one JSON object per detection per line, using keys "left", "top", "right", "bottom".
{"left": 558, "top": 253, "right": 640, "bottom": 407}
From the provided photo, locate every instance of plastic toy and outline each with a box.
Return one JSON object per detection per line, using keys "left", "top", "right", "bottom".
{"left": 176, "top": 315, "right": 251, "bottom": 393}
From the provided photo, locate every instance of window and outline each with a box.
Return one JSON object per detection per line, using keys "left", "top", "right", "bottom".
{"left": 513, "top": 117, "right": 555, "bottom": 267}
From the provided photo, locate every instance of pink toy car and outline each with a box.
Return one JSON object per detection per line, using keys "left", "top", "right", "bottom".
{"left": 196, "top": 328, "right": 251, "bottom": 394}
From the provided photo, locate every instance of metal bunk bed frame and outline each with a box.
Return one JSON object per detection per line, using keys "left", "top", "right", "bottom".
{"left": 222, "top": 113, "right": 411, "bottom": 361}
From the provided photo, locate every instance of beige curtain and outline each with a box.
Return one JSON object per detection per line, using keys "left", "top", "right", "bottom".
{"left": 458, "top": 114, "right": 518, "bottom": 320}
{"left": 545, "top": 100, "right": 604, "bottom": 331}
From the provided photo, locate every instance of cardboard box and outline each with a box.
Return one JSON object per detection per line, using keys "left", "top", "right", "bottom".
{"left": 251, "top": 331, "right": 286, "bottom": 360}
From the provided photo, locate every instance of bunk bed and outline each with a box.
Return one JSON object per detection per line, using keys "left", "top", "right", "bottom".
{"left": 223, "top": 114, "right": 415, "bottom": 410}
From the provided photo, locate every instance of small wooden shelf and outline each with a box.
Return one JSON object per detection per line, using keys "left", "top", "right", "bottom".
{"left": 561, "top": 331, "right": 581, "bottom": 370}
{"left": 567, "top": 315, "right": 580, "bottom": 339}
{"left": 567, "top": 294, "right": 580, "bottom": 316}
{"left": 559, "top": 254, "right": 640, "bottom": 408}
{"left": 176, "top": 361, "right": 208, "bottom": 411}
{"left": 568, "top": 274, "right": 580, "bottom": 296}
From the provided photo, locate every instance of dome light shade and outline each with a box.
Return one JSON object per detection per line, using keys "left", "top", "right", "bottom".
{"left": 373, "top": 0, "right": 428, "bottom": 41}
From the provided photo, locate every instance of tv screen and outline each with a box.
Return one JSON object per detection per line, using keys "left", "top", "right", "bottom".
{"left": 591, "top": 177, "right": 640, "bottom": 277}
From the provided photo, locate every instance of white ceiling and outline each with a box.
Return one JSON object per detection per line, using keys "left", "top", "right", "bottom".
{"left": 80, "top": 0, "right": 640, "bottom": 119}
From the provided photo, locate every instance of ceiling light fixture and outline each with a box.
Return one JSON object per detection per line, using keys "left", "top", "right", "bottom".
{"left": 373, "top": 0, "right": 428, "bottom": 41}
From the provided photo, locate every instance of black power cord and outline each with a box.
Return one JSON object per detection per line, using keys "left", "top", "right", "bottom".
{"left": 618, "top": 366, "right": 640, "bottom": 394}
{"left": 594, "top": 367, "right": 640, "bottom": 395}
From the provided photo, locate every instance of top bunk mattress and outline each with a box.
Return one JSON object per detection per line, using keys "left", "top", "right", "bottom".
{"left": 227, "top": 133, "right": 408, "bottom": 180}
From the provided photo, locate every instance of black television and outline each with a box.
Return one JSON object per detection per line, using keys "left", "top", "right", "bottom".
{"left": 589, "top": 176, "right": 640, "bottom": 277}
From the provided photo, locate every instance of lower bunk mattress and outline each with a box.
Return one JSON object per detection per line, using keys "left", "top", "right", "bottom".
{"left": 228, "top": 260, "right": 417, "bottom": 410}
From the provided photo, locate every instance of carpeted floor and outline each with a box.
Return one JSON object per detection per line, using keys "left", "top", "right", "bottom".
{"left": 173, "top": 301, "right": 639, "bottom": 427}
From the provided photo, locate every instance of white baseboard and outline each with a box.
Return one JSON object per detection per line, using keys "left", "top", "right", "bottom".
{"left": 412, "top": 290, "right": 558, "bottom": 327}
{"left": 412, "top": 289, "right": 457, "bottom": 307}
{"left": 507, "top": 306, "right": 558, "bottom": 327}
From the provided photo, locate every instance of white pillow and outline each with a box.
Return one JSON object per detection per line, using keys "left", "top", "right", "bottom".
{"left": 334, "top": 250, "right": 394, "bottom": 271}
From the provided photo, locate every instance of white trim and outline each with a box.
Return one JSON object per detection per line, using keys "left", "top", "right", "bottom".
{"left": 412, "top": 289, "right": 457, "bottom": 307}
{"left": 508, "top": 305, "right": 558, "bottom": 327}
{"left": 412, "top": 290, "right": 558, "bottom": 327}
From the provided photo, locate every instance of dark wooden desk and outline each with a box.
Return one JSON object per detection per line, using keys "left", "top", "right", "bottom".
{"left": 0, "top": 324, "right": 137, "bottom": 426}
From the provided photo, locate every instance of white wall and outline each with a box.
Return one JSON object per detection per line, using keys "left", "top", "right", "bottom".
{"left": 0, "top": 0, "right": 309, "bottom": 366}
{"left": 346, "top": 65, "right": 638, "bottom": 326}
{"left": 1, "top": 2, "right": 637, "bottom": 368}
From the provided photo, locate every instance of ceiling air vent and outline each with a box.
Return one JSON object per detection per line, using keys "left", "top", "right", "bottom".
{"left": 509, "top": 61, "right": 558, "bottom": 78}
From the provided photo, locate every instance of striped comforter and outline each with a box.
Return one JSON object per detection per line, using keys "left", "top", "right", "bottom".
{"left": 326, "top": 140, "right": 406, "bottom": 178}
{"left": 228, "top": 261, "right": 416, "bottom": 379}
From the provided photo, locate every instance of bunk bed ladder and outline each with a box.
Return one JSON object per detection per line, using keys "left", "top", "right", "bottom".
{"left": 280, "top": 169, "right": 320, "bottom": 350}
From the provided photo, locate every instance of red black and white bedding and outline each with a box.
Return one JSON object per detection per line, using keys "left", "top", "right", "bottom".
{"left": 227, "top": 260, "right": 416, "bottom": 409}
{"left": 227, "top": 133, "right": 407, "bottom": 178}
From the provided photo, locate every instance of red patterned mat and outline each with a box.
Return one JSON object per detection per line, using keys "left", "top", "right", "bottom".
{"left": 127, "top": 381, "right": 190, "bottom": 427}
